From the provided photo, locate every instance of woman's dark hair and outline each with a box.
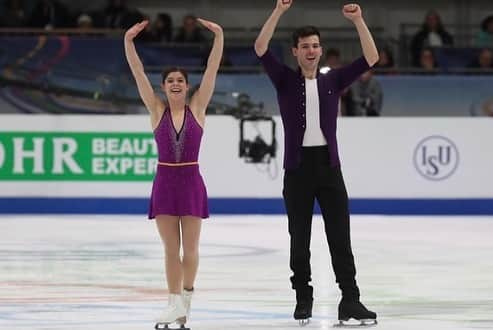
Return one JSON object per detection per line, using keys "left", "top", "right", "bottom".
{"left": 161, "top": 67, "right": 189, "bottom": 84}
{"left": 378, "top": 47, "right": 395, "bottom": 67}
{"left": 421, "top": 10, "right": 445, "bottom": 32}
{"left": 481, "top": 15, "right": 493, "bottom": 32}
{"left": 292, "top": 26, "right": 321, "bottom": 48}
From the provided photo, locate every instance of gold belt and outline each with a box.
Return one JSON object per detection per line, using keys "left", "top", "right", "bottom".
{"left": 158, "top": 161, "right": 198, "bottom": 167}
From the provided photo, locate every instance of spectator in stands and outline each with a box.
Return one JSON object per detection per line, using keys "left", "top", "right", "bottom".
{"left": 76, "top": 13, "right": 93, "bottom": 30}
{"left": 153, "top": 13, "right": 173, "bottom": 42}
{"left": 470, "top": 92, "right": 493, "bottom": 116}
{"left": 138, "top": 13, "right": 173, "bottom": 43}
{"left": 475, "top": 15, "right": 493, "bottom": 47}
{"left": 0, "top": 0, "right": 26, "bottom": 27}
{"left": 102, "top": 0, "right": 129, "bottom": 28}
{"left": 120, "top": 8, "right": 146, "bottom": 30}
{"left": 346, "top": 70, "right": 383, "bottom": 116}
{"left": 135, "top": 15, "right": 157, "bottom": 42}
{"left": 324, "top": 48, "right": 342, "bottom": 68}
{"left": 27, "top": 0, "right": 70, "bottom": 29}
{"left": 469, "top": 48, "right": 493, "bottom": 69}
{"left": 374, "top": 47, "right": 397, "bottom": 75}
{"left": 418, "top": 47, "right": 439, "bottom": 72}
{"left": 174, "top": 14, "right": 207, "bottom": 43}
{"left": 375, "top": 47, "right": 394, "bottom": 69}
{"left": 410, "top": 10, "right": 453, "bottom": 66}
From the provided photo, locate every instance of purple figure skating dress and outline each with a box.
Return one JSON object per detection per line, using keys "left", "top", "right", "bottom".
{"left": 148, "top": 106, "right": 209, "bottom": 219}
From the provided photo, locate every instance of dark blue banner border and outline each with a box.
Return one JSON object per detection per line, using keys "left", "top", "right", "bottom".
{"left": 0, "top": 198, "right": 492, "bottom": 215}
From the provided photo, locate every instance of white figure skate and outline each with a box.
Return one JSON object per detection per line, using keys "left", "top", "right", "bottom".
{"left": 182, "top": 288, "right": 194, "bottom": 322}
{"left": 155, "top": 294, "right": 189, "bottom": 330}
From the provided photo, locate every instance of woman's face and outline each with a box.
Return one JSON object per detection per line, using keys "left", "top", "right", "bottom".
{"left": 378, "top": 50, "right": 390, "bottom": 66}
{"left": 426, "top": 13, "right": 440, "bottom": 30}
{"left": 162, "top": 71, "right": 189, "bottom": 102}
{"left": 478, "top": 49, "right": 493, "bottom": 68}
{"left": 420, "top": 49, "right": 435, "bottom": 69}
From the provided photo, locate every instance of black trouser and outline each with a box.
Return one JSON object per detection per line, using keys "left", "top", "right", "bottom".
{"left": 282, "top": 146, "right": 360, "bottom": 301}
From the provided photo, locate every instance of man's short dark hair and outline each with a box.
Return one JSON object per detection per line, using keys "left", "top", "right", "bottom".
{"left": 292, "top": 26, "right": 321, "bottom": 48}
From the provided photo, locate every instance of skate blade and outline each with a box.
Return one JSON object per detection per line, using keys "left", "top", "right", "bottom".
{"left": 298, "top": 318, "right": 311, "bottom": 326}
{"left": 155, "top": 322, "right": 190, "bottom": 330}
{"left": 333, "top": 319, "right": 377, "bottom": 328}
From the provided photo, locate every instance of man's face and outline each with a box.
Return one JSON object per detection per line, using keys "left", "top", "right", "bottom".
{"left": 479, "top": 49, "right": 493, "bottom": 68}
{"left": 184, "top": 17, "right": 196, "bottom": 33}
{"left": 426, "top": 14, "right": 439, "bottom": 30}
{"left": 292, "top": 35, "right": 322, "bottom": 72}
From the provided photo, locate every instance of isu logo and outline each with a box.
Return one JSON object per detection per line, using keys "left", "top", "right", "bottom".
{"left": 413, "top": 136, "right": 459, "bottom": 181}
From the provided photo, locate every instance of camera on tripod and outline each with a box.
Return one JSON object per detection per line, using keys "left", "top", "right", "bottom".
{"left": 232, "top": 93, "right": 277, "bottom": 164}
{"left": 239, "top": 115, "right": 277, "bottom": 164}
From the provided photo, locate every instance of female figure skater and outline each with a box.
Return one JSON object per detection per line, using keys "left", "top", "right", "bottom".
{"left": 124, "top": 18, "right": 223, "bottom": 328}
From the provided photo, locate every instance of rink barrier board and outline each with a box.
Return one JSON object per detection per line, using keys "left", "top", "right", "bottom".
{"left": 0, "top": 198, "right": 492, "bottom": 215}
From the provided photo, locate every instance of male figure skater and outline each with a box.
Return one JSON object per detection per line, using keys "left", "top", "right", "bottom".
{"left": 255, "top": 0, "right": 378, "bottom": 326}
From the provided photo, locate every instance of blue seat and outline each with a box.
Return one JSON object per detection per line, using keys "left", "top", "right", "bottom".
{"left": 433, "top": 47, "right": 479, "bottom": 69}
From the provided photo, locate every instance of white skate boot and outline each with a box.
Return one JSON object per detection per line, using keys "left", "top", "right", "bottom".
{"left": 155, "top": 294, "right": 189, "bottom": 330}
{"left": 182, "top": 288, "right": 194, "bottom": 322}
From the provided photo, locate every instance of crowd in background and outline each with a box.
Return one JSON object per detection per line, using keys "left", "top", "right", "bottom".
{"left": 1, "top": 0, "right": 492, "bottom": 72}
{"left": 1, "top": 0, "right": 492, "bottom": 117}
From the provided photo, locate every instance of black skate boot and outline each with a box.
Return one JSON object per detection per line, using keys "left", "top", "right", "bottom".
{"left": 293, "top": 286, "right": 313, "bottom": 326}
{"left": 335, "top": 298, "right": 377, "bottom": 327}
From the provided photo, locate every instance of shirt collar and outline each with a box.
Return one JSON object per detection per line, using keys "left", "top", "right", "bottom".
{"left": 297, "top": 66, "right": 321, "bottom": 79}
